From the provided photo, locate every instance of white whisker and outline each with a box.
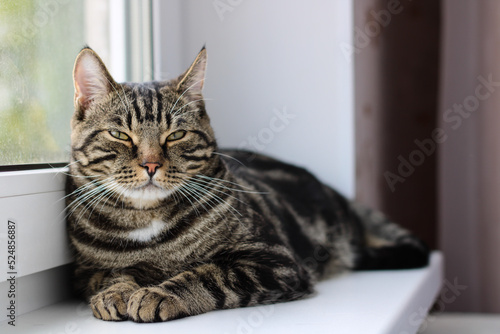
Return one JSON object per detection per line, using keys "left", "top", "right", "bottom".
{"left": 171, "top": 98, "right": 213, "bottom": 120}
{"left": 65, "top": 177, "right": 116, "bottom": 222}
{"left": 107, "top": 78, "right": 130, "bottom": 114}
{"left": 183, "top": 183, "right": 225, "bottom": 218}
{"left": 168, "top": 79, "right": 206, "bottom": 116}
{"left": 186, "top": 182, "right": 242, "bottom": 220}
{"left": 211, "top": 152, "right": 246, "bottom": 167}
{"left": 194, "top": 174, "right": 267, "bottom": 194}
{"left": 176, "top": 185, "right": 201, "bottom": 217}
{"left": 186, "top": 177, "right": 247, "bottom": 212}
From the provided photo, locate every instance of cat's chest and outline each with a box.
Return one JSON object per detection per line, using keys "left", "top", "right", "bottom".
{"left": 76, "top": 205, "right": 239, "bottom": 272}
{"left": 103, "top": 208, "right": 167, "bottom": 234}
{"left": 126, "top": 219, "right": 166, "bottom": 242}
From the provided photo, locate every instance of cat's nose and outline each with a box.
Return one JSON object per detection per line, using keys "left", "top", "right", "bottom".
{"left": 140, "top": 162, "right": 162, "bottom": 177}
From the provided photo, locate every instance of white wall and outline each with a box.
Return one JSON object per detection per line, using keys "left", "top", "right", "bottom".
{"left": 154, "top": 0, "right": 354, "bottom": 197}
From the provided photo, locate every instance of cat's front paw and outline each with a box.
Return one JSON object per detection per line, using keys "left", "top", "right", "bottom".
{"left": 90, "top": 282, "right": 136, "bottom": 321}
{"left": 127, "top": 287, "right": 188, "bottom": 322}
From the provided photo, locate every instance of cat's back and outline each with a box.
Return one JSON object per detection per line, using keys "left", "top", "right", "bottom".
{"left": 221, "top": 149, "right": 314, "bottom": 187}
{"left": 219, "top": 149, "right": 346, "bottom": 221}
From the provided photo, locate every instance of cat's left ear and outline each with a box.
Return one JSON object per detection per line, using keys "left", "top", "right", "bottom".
{"left": 176, "top": 46, "right": 207, "bottom": 96}
{"left": 73, "top": 47, "right": 116, "bottom": 114}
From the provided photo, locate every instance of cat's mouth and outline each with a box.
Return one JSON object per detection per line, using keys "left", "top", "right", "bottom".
{"left": 137, "top": 180, "right": 162, "bottom": 191}
{"left": 116, "top": 179, "right": 174, "bottom": 208}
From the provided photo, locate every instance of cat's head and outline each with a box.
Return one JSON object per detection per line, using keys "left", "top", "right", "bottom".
{"left": 69, "top": 47, "right": 219, "bottom": 209}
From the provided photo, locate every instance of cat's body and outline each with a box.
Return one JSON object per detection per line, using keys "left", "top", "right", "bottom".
{"left": 66, "top": 47, "right": 429, "bottom": 322}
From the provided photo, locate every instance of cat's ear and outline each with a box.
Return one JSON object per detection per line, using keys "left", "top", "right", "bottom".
{"left": 73, "top": 47, "right": 115, "bottom": 113}
{"left": 176, "top": 46, "right": 207, "bottom": 96}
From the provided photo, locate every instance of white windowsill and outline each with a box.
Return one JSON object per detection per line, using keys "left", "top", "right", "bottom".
{"left": 1, "top": 252, "right": 443, "bottom": 334}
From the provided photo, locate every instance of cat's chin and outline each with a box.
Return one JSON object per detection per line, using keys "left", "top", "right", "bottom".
{"left": 121, "top": 183, "right": 174, "bottom": 209}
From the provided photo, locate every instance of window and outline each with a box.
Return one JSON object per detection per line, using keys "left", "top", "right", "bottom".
{"left": 0, "top": 0, "right": 133, "bottom": 167}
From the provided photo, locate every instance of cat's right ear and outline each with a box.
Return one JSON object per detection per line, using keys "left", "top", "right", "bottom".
{"left": 73, "top": 47, "right": 115, "bottom": 114}
{"left": 176, "top": 46, "right": 207, "bottom": 96}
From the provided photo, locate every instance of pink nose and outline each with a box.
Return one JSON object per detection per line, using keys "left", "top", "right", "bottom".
{"left": 141, "top": 162, "right": 161, "bottom": 177}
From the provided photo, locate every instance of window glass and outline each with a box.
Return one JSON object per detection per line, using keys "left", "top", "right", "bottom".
{"left": 0, "top": 0, "right": 114, "bottom": 166}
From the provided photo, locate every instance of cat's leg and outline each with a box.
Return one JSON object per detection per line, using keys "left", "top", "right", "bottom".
{"left": 126, "top": 260, "right": 312, "bottom": 323}
{"left": 83, "top": 270, "right": 140, "bottom": 321}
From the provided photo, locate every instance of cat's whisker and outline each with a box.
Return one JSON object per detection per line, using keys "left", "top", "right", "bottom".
{"left": 68, "top": 183, "right": 109, "bottom": 217}
{"left": 65, "top": 187, "right": 106, "bottom": 223}
{"left": 211, "top": 152, "right": 246, "bottom": 167}
{"left": 188, "top": 183, "right": 242, "bottom": 221}
{"left": 51, "top": 159, "right": 80, "bottom": 170}
{"left": 172, "top": 188, "right": 182, "bottom": 206}
{"left": 168, "top": 78, "right": 206, "bottom": 116}
{"left": 56, "top": 169, "right": 101, "bottom": 179}
{"left": 175, "top": 185, "right": 202, "bottom": 217}
{"left": 97, "top": 189, "right": 117, "bottom": 216}
{"left": 185, "top": 177, "right": 246, "bottom": 214}
{"left": 87, "top": 181, "right": 123, "bottom": 219}
{"left": 66, "top": 178, "right": 117, "bottom": 221}
{"left": 182, "top": 183, "right": 226, "bottom": 220}
{"left": 62, "top": 182, "right": 104, "bottom": 209}
{"left": 181, "top": 184, "right": 211, "bottom": 216}
{"left": 193, "top": 174, "right": 255, "bottom": 190}
{"left": 120, "top": 85, "right": 132, "bottom": 110}
{"left": 171, "top": 98, "right": 213, "bottom": 119}
{"left": 61, "top": 173, "right": 99, "bottom": 179}
{"left": 193, "top": 174, "right": 267, "bottom": 194}
{"left": 164, "top": 182, "right": 182, "bottom": 205}
{"left": 177, "top": 184, "right": 234, "bottom": 243}
{"left": 75, "top": 180, "right": 123, "bottom": 223}
{"left": 113, "top": 187, "right": 128, "bottom": 208}
{"left": 182, "top": 181, "right": 244, "bottom": 242}
{"left": 62, "top": 176, "right": 114, "bottom": 202}
{"left": 50, "top": 160, "right": 94, "bottom": 181}
{"left": 107, "top": 78, "right": 131, "bottom": 114}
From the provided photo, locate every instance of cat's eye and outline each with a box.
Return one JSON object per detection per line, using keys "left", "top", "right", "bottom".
{"left": 167, "top": 130, "right": 186, "bottom": 142}
{"left": 109, "top": 130, "right": 131, "bottom": 141}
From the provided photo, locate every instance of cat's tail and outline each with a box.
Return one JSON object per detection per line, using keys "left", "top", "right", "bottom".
{"left": 351, "top": 203, "right": 430, "bottom": 271}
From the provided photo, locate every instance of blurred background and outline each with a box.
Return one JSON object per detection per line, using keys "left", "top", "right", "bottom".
{"left": 356, "top": 0, "right": 500, "bottom": 317}
{"left": 0, "top": 0, "right": 499, "bottom": 324}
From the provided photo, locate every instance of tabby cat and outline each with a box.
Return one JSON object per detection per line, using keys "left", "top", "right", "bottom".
{"left": 66, "top": 46, "right": 429, "bottom": 323}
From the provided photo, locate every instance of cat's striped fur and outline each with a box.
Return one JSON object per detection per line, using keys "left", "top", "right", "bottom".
{"left": 66, "top": 47, "right": 429, "bottom": 323}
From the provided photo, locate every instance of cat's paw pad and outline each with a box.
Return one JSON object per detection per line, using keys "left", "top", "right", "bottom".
{"left": 127, "top": 287, "right": 188, "bottom": 322}
{"left": 90, "top": 283, "right": 135, "bottom": 321}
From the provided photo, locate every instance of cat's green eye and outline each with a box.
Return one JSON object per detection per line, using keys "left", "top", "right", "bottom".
{"left": 109, "top": 130, "right": 131, "bottom": 141}
{"left": 167, "top": 130, "right": 186, "bottom": 142}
